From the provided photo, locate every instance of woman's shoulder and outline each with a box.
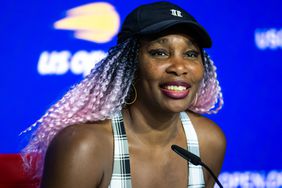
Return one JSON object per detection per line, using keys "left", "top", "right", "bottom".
{"left": 41, "top": 119, "right": 114, "bottom": 187}
{"left": 186, "top": 111, "right": 226, "bottom": 185}
{"left": 48, "top": 119, "right": 113, "bottom": 157}
{"left": 51, "top": 120, "right": 112, "bottom": 148}
{"left": 187, "top": 111, "right": 226, "bottom": 147}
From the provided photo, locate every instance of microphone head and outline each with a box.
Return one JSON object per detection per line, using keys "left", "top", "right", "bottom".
{"left": 171, "top": 144, "right": 202, "bottom": 166}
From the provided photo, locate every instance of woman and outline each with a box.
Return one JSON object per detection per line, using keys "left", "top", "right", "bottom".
{"left": 22, "top": 1, "right": 226, "bottom": 188}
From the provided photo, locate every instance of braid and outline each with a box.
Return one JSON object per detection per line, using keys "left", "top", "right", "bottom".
{"left": 21, "top": 38, "right": 139, "bottom": 177}
{"left": 189, "top": 51, "right": 224, "bottom": 114}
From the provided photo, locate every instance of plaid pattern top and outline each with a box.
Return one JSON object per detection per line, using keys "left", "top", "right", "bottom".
{"left": 180, "top": 112, "right": 205, "bottom": 187}
{"left": 109, "top": 112, "right": 205, "bottom": 188}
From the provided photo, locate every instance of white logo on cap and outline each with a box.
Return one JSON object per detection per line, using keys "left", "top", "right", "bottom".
{"left": 170, "top": 9, "right": 183, "bottom": 17}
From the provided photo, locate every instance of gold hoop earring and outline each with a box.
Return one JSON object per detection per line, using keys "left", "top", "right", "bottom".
{"left": 125, "top": 84, "right": 137, "bottom": 105}
{"left": 192, "top": 93, "right": 198, "bottom": 106}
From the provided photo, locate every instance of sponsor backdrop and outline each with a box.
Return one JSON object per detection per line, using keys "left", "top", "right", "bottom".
{"left": 1, "top": 0, "right": 282, "bottom": 187}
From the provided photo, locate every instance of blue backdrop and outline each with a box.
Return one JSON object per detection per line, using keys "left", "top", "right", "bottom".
{"left": 1, "top": 0, "right": 282, "bottom": 187}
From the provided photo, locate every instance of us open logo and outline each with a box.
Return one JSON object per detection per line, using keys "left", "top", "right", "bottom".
{"left": 37, "top": 2, "right": 120, "bottom": 77}
{"left": 255, "top": 28, "right": 282, "bottom": 50}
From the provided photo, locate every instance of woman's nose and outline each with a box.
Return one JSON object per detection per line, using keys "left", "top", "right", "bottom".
{"left": 165, "top": 57, "right": 188, "bottom": 76}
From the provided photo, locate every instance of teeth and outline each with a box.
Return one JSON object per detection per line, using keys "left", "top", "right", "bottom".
{"left": 166, "top": 85, "right": 187, "bottom": 91}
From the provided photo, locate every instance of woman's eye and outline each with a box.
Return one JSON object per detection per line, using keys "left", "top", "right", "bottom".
{"left": 148, "top": 49, "right": 168, "bottom": 57}
{"left": 185, "top": 50, "right": 199, "bottom": 58}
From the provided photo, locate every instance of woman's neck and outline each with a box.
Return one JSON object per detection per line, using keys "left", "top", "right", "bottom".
{"left": 123, "top": 102, "right": 182, "bottom": 147}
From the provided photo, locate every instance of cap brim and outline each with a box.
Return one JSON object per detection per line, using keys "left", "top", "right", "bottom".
{"left": 138, "top": 20, "right": 212, "bottom": 48}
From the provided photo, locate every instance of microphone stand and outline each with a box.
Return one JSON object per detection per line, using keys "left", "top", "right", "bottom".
{"left": 171, "top": 144, "right": 223, "bottom": 188}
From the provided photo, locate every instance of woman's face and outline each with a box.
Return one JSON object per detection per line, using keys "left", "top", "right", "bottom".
{"left": 135, "top": 31, "right": 204, "bottom": 113}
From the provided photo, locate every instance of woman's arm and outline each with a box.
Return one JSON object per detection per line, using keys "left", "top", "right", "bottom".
{"left": 202, "top": 121, "right": 226, "bottom": 188}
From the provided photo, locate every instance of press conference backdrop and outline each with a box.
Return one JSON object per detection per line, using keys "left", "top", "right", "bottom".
{"left": 1, "top": 0, "right": 282, "bottom": 187}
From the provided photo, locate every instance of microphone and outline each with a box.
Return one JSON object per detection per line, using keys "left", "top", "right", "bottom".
{"left": 171, "top": 144, "right": 223, "bottom": 188}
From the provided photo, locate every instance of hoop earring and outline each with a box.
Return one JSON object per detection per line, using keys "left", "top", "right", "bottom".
{"left": 125, "top": 84, "right": 137, "bottom": 105}
{"left": 191, "top": 93, "right": 198, "bottom": 106}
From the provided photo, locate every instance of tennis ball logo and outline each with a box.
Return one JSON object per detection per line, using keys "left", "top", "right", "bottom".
{"left": 54, "top": 2, "right": 120, "bottom": 43}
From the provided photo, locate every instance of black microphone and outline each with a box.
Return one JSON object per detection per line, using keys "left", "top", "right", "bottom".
{"left": 171, "top": 144, "right": 223, "bottom": 188}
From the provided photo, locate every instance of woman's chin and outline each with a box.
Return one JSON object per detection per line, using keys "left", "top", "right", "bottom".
{"left": 161, "top": 103, "right": 190, "bottom": 113}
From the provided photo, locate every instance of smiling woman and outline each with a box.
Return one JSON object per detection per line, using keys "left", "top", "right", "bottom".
{"left": 21, "top": 1, "right": 225, "bottom": 188}
{"left": 137, "top": 32, "right": 204, "bottom": 113}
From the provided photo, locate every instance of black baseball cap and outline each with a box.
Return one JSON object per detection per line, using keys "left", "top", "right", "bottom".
{"left": 117, "top": 1, "right": 212, "bottom": 48}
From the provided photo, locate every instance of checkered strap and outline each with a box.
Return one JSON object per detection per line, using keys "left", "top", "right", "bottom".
{"left": 109, "top": 112, "right": 132, "bottom": 188}
{"left": 180, "top": 112, "right": 205, "bottom": 187}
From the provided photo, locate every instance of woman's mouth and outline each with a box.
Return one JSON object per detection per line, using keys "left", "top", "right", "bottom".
{"left": 160, "top": 82, "right": 191, "bottom": 99}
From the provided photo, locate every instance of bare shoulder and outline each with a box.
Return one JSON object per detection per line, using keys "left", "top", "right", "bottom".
{"left": 187, "top": 111, "right": 226, "bottom": 151}
{"left": 49, "top": 119, "right": 113, "bottom": 152}
{"left": 41, "top": 120, "right": 113, "bottom": 188}
{"left": 47, "top": 119, "right": 113, "bottom": 161}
